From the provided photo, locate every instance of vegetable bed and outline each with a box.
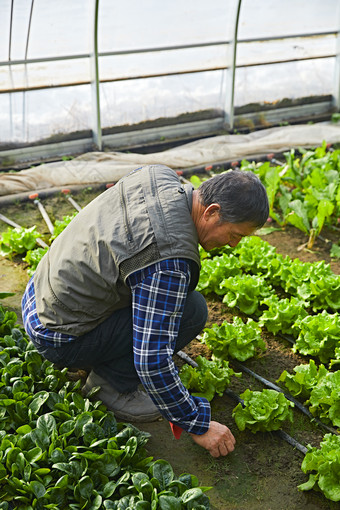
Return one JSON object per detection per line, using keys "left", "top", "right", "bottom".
{"left": 1, "top": 145, "right": 340, "bottom": 510}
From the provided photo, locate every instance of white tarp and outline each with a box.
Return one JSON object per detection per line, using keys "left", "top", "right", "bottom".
{"left": 1, "top": 122, "right": 340, "bottom": 196}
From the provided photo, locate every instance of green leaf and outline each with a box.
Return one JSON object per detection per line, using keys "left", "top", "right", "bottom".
{"left": 77, "top": 476, "right": 94, "bottom": 499}
{"left": 37, "top": 413, "right": 57, "bottom": 437}
{"left": 148, "top": 460, "right": 174, "bottom": 491}
{"left": 286, "top": 199, "right": 310, "bottom": 235}
{"left": 29, "top": 391, "right": 49, "bottom": 415}
{"left": 181, "top": 488, "right": 204, "bottom": 503}
{"left": 0, "top": 292, "right": 15, "bottom": 299}
{"left": 25, "top": 446, "right": 43, "bottom": 464}
{"left": 30, "top": 480, "right": 46, "bottom": 499}
{"left": 83, "top": 422, "right": 105, "bottom": 446}
{"left": 158, "top": 494, "right": 181, "bottom": 510}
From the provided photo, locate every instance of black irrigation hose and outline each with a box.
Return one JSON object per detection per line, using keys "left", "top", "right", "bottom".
{"left": 176, "top": 349, "right": 309, "bottom": 455}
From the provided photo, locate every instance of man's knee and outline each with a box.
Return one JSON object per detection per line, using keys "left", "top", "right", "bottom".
{"left": 188, "top": 291, "right": 208, "bottom": 331}
{"left": 176, "top": 291, "right": 208, "bottom": 350}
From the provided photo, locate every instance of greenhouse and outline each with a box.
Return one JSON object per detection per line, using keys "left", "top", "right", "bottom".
{"left": 1, "top": 1, "right": 340, "bottom": 509}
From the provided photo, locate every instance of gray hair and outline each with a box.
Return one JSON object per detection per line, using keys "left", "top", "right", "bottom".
{"left": 198, "top": 169, "right": 269, "bottom": 228}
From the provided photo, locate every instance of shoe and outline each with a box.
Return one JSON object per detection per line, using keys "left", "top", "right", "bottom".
{"left": 82, "top": 370, "right": 161, "bottom": 422}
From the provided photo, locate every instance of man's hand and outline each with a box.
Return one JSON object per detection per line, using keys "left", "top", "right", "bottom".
{"left": 189, "top": 421, "right": 236, "bottom": 457}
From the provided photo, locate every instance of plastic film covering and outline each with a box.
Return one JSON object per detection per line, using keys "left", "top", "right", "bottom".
{"left": 0, "top": 0, "right": 340, "bottom": 159}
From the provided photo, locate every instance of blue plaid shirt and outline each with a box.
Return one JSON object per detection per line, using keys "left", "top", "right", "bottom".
{"left": 22, "top": 259, "right": 210, "bottom": 435}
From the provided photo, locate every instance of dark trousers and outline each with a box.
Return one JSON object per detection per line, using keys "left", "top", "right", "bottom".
{"left": 36, "top": 291, "right": 208, "bottom": 393}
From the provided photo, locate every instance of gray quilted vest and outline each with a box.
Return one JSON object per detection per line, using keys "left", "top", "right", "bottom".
{"left": 34, "top": 164, "right": 200, "bottom": 335}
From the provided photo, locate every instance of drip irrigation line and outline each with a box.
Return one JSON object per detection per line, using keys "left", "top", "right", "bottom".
{"left": 267, "top": 153, "right": 285, "bottom": 166}
{"left": 276, "top": 430, "right": 308, "bottom": 455}
{"left": 61, "top": 189, "right": 82, "bottom": 212}
{"left": 29, "top": 194, "right": 54, "bottom": 235}
{"left": 176, "top": 350, "right": 309, "bottom": 455}
{"left": 176, "top": 349, "right": 198, "bottom": 368}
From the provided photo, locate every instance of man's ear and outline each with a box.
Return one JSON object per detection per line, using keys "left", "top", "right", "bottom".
{"left": 203, "top": 203, "right": 221, "bottom": 219}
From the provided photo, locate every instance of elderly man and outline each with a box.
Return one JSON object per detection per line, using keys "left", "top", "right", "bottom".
{"left": 22, "top": 164, "right": 269, "bottom": 458}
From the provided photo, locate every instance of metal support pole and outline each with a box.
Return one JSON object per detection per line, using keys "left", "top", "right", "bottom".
{"left": 224, "top": 0, "right": 242, "bottom": 130}
{"left": 90, "top": 0, "right": 102, "bottom": 151}
{"left": 334, "top": 9, "right": 340, "bottom": 111}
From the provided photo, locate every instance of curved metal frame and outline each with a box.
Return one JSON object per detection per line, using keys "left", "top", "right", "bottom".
{"left": 2, "top": 0, "right": 339, "bottom": 159}
{"left": 90, "top": 0, "right": 102, "bottom": 150}
{"left": 224, "top": 0, "right": 242, "bottom": 130}
{"left": 334, "top": 9, "right": 340, "bottom": 111}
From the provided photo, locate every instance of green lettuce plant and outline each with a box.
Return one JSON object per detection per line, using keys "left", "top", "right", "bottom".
{"left": 232, "top": 388, "right": 294, "bottom": 433}
{"left": 259, "top": 294, "right": 308, "bottom": 337}
{"left": 298, "top": 433, "right": 340, "bottom": 502}
{"left": 330, "top": 347, "right": 340, "bottom": 368}
{"left": 220, "top": 274, "right": 273, "bottom": 315}
{"left": 0, "top": 226, "right": 41, "bottom": 258}
{"left": 292, "top": 310, "right": 340, "bottom": 363}
{"left": 277, "top": 360, "right": 328, "bottom": 401}
{"left": 197, "top": 253, "right": 242, "bottom": 295}
{"left": 23, "top": 247, "right": 49, "bottom": 276}
{"left": 201, "top": 316, "right": 266, "bottom": 362}
{"left": 179, "top": 356, "right": 241, "bottom": 402}
{"left": 50, "top": 212, "right": 78, "bottom": 240}
{"left": 307, "top": 370, "right": 340, "bottom": 427}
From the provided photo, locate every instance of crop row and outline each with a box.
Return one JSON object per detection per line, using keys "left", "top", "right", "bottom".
{"left": 0, "top": 305, "right": 210, "bottom": 510}
{"left": 198, "top": 235, "right": 340, "bottom": 365}
{"left": 241, "top": 142, "right": 340, "bottom": 250}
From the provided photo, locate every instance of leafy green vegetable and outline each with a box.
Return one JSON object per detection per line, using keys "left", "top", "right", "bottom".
{"left": 298, "top": 433, "right": 340, "bottom": 501}
{"left": 0, "top": 305, "right": 210, "bottom": 508}
{"left": 242, "top": 143, "right": 340, "bottom": 246}
{"left": 286, "top": 199, "right": 311, "bottom": 236}
{"left": 330, "top": 242, "right": 340, "bottom": 259}
{"left": 0, "top": 305, "right": 18, "bottom": 336}
{"left": 232, "top": 389, "right": 294, "bottom": 433}
{"left": 50, "top": 212, "right": 78, "bottom": 240}
{"left": 179, "top": 356, "right": 241, "bottom": 401}
{"left": 292, "top": 310, "right": 340, "bottom": 363}
{"left": 0, "top": 292, "right": 15, "bottom": 299}
{"left": 259, "top": 294, "right": 308, "bottom": 337}
{"left": 220, "top": 274, "right": 273, "bottom": 315}
{"left": 197, "top": 253, "right": 242, "bottom": 295}
{"left": 277, "top": 360, "right": 328, "bottom": 401}
{"left": 278, "top": 360, "right": 340, "bottom": 427}
{"left": 308, "top": 370, "right": 340, "bottom": 427}
{"left": 23, "top": 247, "right": 49, "bottom": 276}
{"left": 201, "top": 316, "right": 265, "bottom": 362}
{"left": 0, "top": 226, "right": 41, "bottom": 258}
{"left": 330, "top": 347, "right": 340, "bottom": 368}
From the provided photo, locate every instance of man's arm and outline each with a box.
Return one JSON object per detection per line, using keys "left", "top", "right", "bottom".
{"left": 127, "top": 258, "right": 235, "bottom": 457}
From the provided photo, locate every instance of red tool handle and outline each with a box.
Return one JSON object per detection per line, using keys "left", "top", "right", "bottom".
{"left": 169, "top": 422, "right": 183, "bottom": 439}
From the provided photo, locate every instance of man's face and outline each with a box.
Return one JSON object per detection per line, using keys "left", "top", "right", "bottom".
{"left": 196, "top": 206, "right": 257, "bottom": 251}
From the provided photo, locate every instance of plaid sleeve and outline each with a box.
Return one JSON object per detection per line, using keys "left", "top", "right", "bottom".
{"left": 127, "top": 258, "right": 211, "bottom": 435}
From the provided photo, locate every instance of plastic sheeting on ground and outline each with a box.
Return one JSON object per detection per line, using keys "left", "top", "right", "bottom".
{"left": 1, "top": 122, "right": 340, "bottom": 196}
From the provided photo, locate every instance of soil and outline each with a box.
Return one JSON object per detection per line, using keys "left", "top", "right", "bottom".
{"left": 0, "top": 191, "right": 339, "bottom": 510}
